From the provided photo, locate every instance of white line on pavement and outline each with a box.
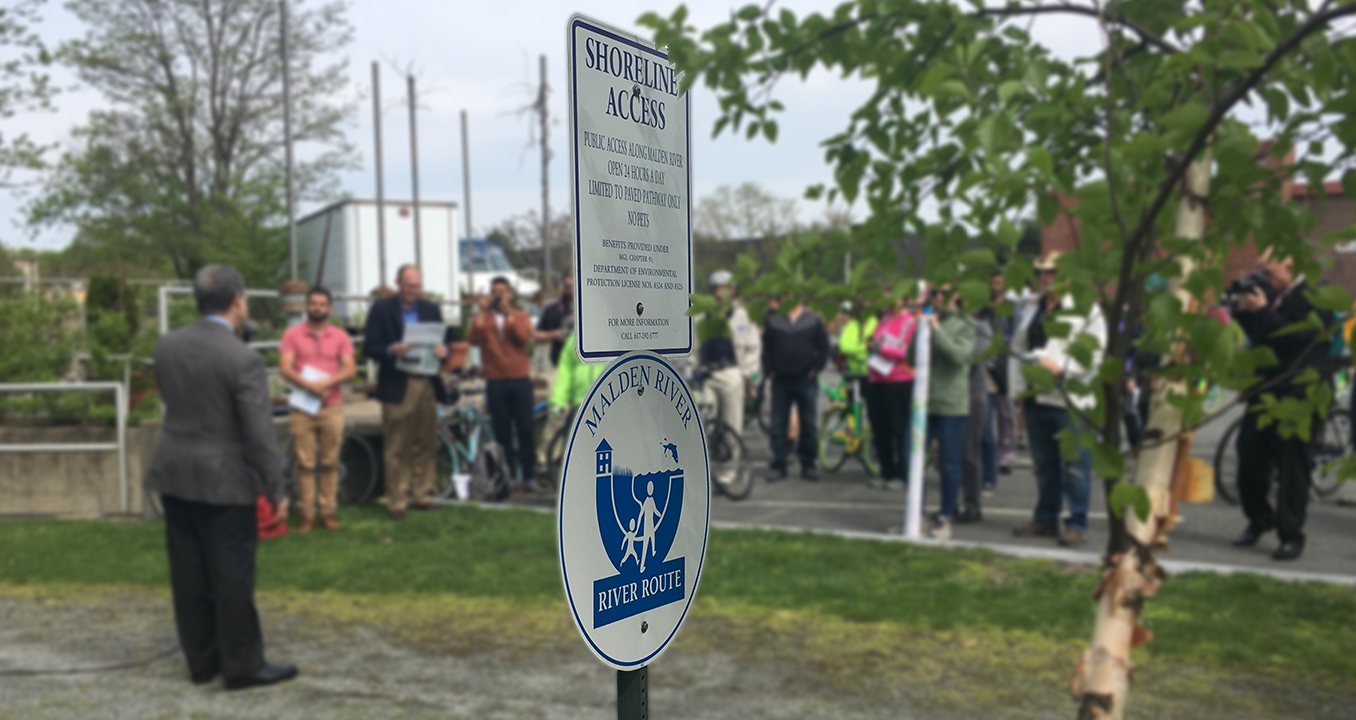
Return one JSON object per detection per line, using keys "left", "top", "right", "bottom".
{"left": 726, "top": 498, "right": 1109, "bottom": 520}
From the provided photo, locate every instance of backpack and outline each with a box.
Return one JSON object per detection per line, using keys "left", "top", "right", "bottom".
{"left": 468, "top": 440, "right": 512, "bottom": 502}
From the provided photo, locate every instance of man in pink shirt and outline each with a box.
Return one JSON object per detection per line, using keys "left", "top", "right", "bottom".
{"left": 279, "top": 287, "right": 356, "bottom": 532}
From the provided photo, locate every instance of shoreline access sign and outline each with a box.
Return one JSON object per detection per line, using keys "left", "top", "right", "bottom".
{"left": 557, "top": 351, "right": 710, "bottom": 669}
{"left": 567, "top": 14, "right": 693, "bottom": 362}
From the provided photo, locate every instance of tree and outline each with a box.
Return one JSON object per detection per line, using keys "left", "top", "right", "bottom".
{"left": 27, "top": 0, "right": 355, "bottom": 285}
{"left": 644, "top": 2, "right": 1356, "bottom": 717}
{"left": 693, "top": 181, "right": 799, "bottom": 240}
{"left": 0, "top": 0, "right": 54, "bottom": 190}
{"left": 484, "top": 209, "right": 575, "bottom": 284}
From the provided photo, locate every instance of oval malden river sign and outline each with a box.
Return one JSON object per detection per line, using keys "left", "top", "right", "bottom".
{"left": 558, "top": 351, "right": 710, "bottom": 669}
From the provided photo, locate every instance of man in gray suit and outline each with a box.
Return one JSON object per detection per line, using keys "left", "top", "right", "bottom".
{"left": 144, "top": 265, "right": 298, "bottom": 690}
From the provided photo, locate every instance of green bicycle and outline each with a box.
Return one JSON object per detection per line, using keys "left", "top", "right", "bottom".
{"left": 818, "top": 374, "right": 878, "bottom": 476}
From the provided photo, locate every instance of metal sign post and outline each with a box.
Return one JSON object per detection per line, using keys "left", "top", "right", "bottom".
{"left": 904, "top": 308, "right": 932, "bottom": 538}
{"left": 617, "top": 666, "right": 648, "bottom": 720}
{"left": 567, "top": 14, "right": 693, "bottom": 363}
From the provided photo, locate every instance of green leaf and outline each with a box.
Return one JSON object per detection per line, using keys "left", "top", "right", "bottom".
{"left": 1160, "top": 103, "right": 1210, "bottom": 131}
{"left": 958, "top": 280, "right": 989, "bottom": 311}
{"left": 1091, "top": 441, "right": 1124, "bottom": 480}
{"left": 1027, "top": 146, "right": 1053, "bottom": 178}
{"left": 763, "top": 119, "right": 779, "bottom": 143}
{"left": 686, "top": 293, "right": 720, "bottom": 317}
{"left": 956, "top": 249, "right": 997, "bottom": 268}
{"left": 997, "top": 80, "right": 1024, "bottom": 105}
{"left": 1307, "top": 284, "right": 1352, "bottom": 313}
{"left": 1109, "top": 481, "right": 1151, "bottom": 522}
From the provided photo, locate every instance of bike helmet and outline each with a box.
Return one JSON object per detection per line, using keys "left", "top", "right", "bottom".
{"left": 708, "top": 269, "right": 733, "bottom": 288}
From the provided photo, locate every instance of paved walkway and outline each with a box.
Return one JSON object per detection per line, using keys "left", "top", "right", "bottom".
{"left": 513, "top": 375, "right": 1356, "bottom": 579}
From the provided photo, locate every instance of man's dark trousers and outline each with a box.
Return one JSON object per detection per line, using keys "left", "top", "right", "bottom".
{"left": 1236, "top": 405, "right": 1311, "bottom": 542}
{"left": 487, "top": 377, "right": 535, "bottom": 480}
{"left": 770, "top": 375, "right": 818, "bottom": 472}
{"left": 162, "top": 494, "right": 264, "bottom": 680}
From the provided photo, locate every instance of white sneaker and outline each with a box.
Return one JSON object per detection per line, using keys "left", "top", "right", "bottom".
{"left": 928, "top": 516, "right": 953, "bottom": 540}
{"left": 885, "top": 479, "right": 907, "bottom": 492}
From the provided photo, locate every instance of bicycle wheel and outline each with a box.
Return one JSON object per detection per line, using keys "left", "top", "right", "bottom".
{"left": 818, "top": 404, "right": 851, "bottom": 473}
{"left": 336, "top": 432, "right": 380, "bottom": 506}
{"left": 746, "top": 379, "right": 770, "bottom": 435}
{"left": 856, "top": 418, "right": 879, "bottom": 477}
{"left": 1213, "top": 417, "right": 1242, "bottom": 505}
{"left": 708, "top": 420, "right": 753, "bottom": 500}
{"left": 1311, "top": 409, "right": 1350, "bottom": 498}
{"left": 542, "top": 423, "right": 570, "bottom": 493}
{"left": 279, "top": 436, "right": 300, "bottom": 504}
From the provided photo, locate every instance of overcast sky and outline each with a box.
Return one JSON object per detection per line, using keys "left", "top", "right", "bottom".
{"left": 2, "top": 0, "right": 1105, "bottom": 253}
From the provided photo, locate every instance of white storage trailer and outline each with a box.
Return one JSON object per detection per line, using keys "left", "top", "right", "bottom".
{"left": 296, "top": 199, "right": 462, "bottom": 326}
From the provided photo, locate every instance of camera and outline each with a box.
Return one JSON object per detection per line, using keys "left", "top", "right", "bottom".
{"left": 1226, "top": 270, "right": 1270, "bottom": 305}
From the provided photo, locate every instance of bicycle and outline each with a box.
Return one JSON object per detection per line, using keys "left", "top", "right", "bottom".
{"left": 817, "top": 374, "right": 878, "bottom": 476}
{"left": 279, "top": 423, "right": 382, "bottom": 507}
{"left": 433, "top": 383, "right": 502, "bottom": 501}
{"left": 690, "top": 371, "right": 754, "bottom": 500}
{"left": 745, "top": 376, "right": 770, "bottom": 435}
{"left": 1212, "top": 407, "right": 1350, "bottom": 505}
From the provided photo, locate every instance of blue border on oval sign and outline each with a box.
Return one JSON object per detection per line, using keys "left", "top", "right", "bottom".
{"left": 556, "top": 350, "right": 710, "bottom": 669}
{"left": 568, "top": 15, "right": 694, "bottom": 362}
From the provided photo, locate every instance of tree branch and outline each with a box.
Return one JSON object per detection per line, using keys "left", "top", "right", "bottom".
{"left": 975, "top": 2, "right": 1182, "bottom": 54}
{"left": 1126, "top": 3, "right": 1356, "bottom": 272}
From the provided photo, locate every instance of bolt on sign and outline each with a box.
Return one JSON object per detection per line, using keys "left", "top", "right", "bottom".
{"left": 567, "top": 13, "right": 693, "bottom": 363}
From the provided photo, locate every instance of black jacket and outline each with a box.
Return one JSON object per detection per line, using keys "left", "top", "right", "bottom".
{"left": 363, "top": 296, "right": 452, "bottom": 405}
{"left": 1234, "top": 279, "right": 1327, "bottom": 393}
{"left": 762, "top": 309, "right": 830, "bottom": 378}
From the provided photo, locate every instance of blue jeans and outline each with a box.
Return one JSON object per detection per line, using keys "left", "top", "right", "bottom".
{"left": 927, "top": 415, "right": 967, "bottom": 518}
{"left": 1024, "top": 401, "right": 1092, "bottom": 531}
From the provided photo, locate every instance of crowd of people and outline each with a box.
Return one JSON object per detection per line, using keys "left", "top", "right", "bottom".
{"left": 140, "top": 250, "right": 1333, "bottom": 689}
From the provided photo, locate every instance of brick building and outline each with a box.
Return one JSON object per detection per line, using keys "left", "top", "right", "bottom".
{"left": 1041, "top": 183, "right": 1356, "bottom": 296}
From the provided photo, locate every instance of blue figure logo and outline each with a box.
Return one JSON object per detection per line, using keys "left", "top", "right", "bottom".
{"left": 593, "top": 438, "right": 686, "bottom": 628}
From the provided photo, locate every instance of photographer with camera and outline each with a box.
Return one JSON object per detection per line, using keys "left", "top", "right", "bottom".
{"left": 468, "top": 276, "right": 536, "bottom": 490}
{"left": 1230, "top": 251, "right": 1327, "bottom": 561}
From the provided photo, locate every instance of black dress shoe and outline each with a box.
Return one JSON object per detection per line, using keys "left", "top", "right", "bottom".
{"left": 1273, "top": 539, "right": 1305, "bottom": 561}
{"left": 1231, "top": 524, "right": 1271, "bottom": 548}
{"left": 954, "top": 506, "right": 983, "bottom": 524}
{"left": 766, "top": 466, "right": 788, "bottom": 482}
{"left": 801, "top": 465, "right": 820, "bottom": 481}
{"left": 225, "top": 663, "right": 299, "bottom": 691}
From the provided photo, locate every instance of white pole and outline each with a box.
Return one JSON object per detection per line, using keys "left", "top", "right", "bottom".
{"left": 158, "top": 286, "right": 170, "bottom": 337}
{"left": 903, "top": 307, "right": 932, "bottom": 539}
{"left": 116, "top": 381, "right": 128, "bottom": 514}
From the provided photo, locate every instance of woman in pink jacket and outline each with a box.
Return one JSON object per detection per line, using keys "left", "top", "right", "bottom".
{"left": 865, "top": 292, "right": 917, "bottom": 491}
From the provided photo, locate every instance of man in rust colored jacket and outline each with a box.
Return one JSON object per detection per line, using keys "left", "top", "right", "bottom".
{"left": 467, "top": 276, "right": 536, "bottom": 487}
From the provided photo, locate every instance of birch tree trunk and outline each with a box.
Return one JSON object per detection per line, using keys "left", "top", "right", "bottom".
{"left": 1072, "top": 155, "right": 1211, "bottom": 720}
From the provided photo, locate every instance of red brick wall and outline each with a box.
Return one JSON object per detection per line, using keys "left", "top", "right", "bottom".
{"left": 1040, "top": 184, "right": 1356, "bottom": 296}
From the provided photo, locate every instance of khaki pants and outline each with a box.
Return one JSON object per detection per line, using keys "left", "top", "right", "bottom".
{"left": 383, "top": 377, "right": 438, "bottom": 511}
{"left": 289, "top": 405, "right": 345, "bottom": 518}
{"left": 707, "top": 367, "right": 745, "bottom": 486}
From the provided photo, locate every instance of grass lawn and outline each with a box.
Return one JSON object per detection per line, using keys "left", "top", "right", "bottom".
{"left": 2, "top": 504, "right": 1354, "bottom": 693}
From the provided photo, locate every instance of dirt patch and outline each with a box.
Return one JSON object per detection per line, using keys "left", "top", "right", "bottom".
{"left": 0, "top": 585, "right": 1349, "bottom": 720}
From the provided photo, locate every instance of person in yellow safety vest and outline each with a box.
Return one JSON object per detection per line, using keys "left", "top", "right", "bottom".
{"left": 837, "top": 309, "right": 878, "bottom": 378}
{"left": 537, "top": 333, "right": 604, "bottom": 475}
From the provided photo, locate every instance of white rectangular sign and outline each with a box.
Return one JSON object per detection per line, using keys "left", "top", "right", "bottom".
{"left": 568, "top": 14, "right": 693, "bottom": 362}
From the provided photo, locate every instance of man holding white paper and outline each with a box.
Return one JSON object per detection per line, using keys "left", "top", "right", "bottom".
{"left": 363, "top": 265, "right": 453, "bottom": 520}
{"left": 279, "top": 286, "right": 355, "bottom": 532}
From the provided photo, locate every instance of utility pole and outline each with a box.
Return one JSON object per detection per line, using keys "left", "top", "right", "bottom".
{"left": 408, "top": 73, "right": 422, "bottom": 270}
{"left": 539, "top": 54, "right": 551, "bottom": 290}
{"left": 372, "top": 61, "right": 388, "bottom": 288}
{"left": 461, "top": 109, "right": 473, "bottom": 242}
{"left": 281, "top": 0, "right": 296, "bottom": 280}
{"left": 461, "top": 109, "right": 473, "bottom": 295}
